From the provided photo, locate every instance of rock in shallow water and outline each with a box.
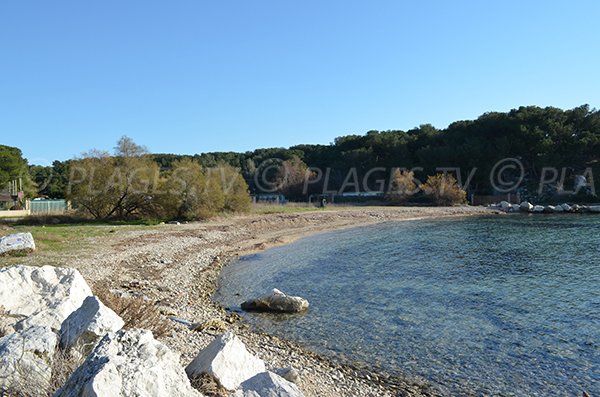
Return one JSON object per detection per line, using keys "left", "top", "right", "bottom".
{"left": 241, "top": 289, "right": 309, "bottom": 313}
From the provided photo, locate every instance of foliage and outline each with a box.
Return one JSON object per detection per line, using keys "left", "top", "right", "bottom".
{"left": 421, "top": 174, "right": 467, "bottom": 205}
{"left": 0, "top": 145, "right": 35, "bottom": 198}
{"left": 385, "top": 169, "right": 417, "bottom": 203}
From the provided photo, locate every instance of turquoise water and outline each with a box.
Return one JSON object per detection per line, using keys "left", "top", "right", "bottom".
{"left": 216, "top": 215, "right": 600, "bottom": 396}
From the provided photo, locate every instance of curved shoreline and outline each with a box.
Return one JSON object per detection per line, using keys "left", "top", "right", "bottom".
{"left": 11, "top": 206, "right": 499, "bottom": 396}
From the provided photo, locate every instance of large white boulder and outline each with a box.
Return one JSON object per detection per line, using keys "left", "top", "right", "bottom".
{"left": 532, "top": 205, "right": 545, "bottom": 213}
{"left": 186, "top": 331, "right": 265, "bottom": 391}
{"left": 0, "top": 232, "right": 35, "bottom": 255}
{"left": 0, "top": 265, "right": 92, "bottom": 331}
{"left": 553, "top": 205, "right": 564, "bottom": 212}
{"left": 589, "top": 206, "right": 600, "bottom": 213}
{"left": 241, "top": 289, "right": 309, "bottom": 313}
{"left": 0, "top": 325, "right": 57, "bottom": 395}
{"left": 55, "top": 329, "right": 202, "bottom": 397}
{"left": 59, "top": 295, "right": 125, "bottom": 356}
{"left": 520, "top": 201, "right": 534, "bottom": 212}
{"left": 233, "top": 372, "right": 304, "bottom": 397}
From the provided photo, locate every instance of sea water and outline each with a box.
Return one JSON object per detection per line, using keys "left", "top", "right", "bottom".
{"left": 216, "top": 215, "right": 600, "bottom": 396}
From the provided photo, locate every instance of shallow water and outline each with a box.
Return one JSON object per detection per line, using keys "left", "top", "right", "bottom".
{"left": 216, "top": 215, "right": 600, "bottom": 396}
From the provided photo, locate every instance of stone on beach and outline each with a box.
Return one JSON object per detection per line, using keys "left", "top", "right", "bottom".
{"left": 0, "top": 265, "right": 93, "bottom": 331}
{"left": 520, "top": 201, "right": 534, "bottom": 212}
{"left": 0, "top": 325, "right": 57, "bottom": 394}
{"left": 186, "top": 331, "right": 265, "bottom": 391}
{"left": 59, "top": 295, "right": 125, "bottom": 356}
{"left": 241, "top": 289, "right": 310, "bottom": 313}
{"left": 0, "top": 232, "right": 35, "bottom": 255}
{"left": 532, "top": 205, "right": 545, "bottom": 213}
{"left": 233, "top": 371, "right": 304, "bottom": 397}
{"left": 55, "top": 328, "right": 201, "bottom": 397}
{"left": 275, "top": 367, "right": 301, "bottom": 384}
{"left": 560, "top": 203, "right": 572, "bottom": 212}
{"left": 589, "top": 205, "right": 600, "bottom": 213}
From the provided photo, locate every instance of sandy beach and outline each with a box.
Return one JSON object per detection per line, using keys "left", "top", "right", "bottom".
{"left": 7, "top": 206, "right": 497, "bottom": 396}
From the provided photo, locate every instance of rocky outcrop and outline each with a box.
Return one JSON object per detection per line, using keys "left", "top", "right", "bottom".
{"left": 186, "top": 331, "right": 265, "bottom": 391}
{"left": 55, "top": 328, "right": 202, "bottom": 397}
{"left": 233, "top": 371, "right": 304, "bottom": 397}
{"left": 0, "top": 232, "right": 35, "bottom": 255}
{"left": 241, "top": 289, "right": 309, "bottom": 313}
{"left": 0, "top": 325, "right": 57, "bottom": 394}
{"left": 59, "top": 295, "right": 125, "bottom": 356}
{"left": 0, "top": 265, "right": 93, "bottom": 331}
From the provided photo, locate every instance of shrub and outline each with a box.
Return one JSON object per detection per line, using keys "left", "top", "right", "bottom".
{"left": 421, "top": 174, "right": 467, "bottom": 205}
{"left": 385, "top": 169, "right": 417, "bottom": 203}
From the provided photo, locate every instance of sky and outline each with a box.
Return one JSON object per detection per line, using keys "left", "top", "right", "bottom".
{"left": 1, "top": 1, "right": 600, "bottom": 165}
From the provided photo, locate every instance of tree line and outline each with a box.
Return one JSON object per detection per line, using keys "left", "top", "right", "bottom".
{"left": 2, "top": 104, "right": 598, "bottom": 214}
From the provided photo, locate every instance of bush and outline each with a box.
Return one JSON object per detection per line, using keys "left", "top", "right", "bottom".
{"left": 385, "top": 169, "right": 417, "bottom": 203}
{"left": 421, "top": 174, "right": 467, "bottom": 205}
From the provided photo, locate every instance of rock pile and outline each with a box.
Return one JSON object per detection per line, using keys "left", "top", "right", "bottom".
{"left": 493, "top": 201, "right": 600, "bottom": 214}
{"left": 0, "top": 265, "right": 305, "bottom": 396}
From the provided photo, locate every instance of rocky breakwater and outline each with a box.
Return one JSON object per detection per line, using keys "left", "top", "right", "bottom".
{"left": 0, "top": 264, "right": 305, "bottom": 396}
{"left": 493, "top": 201, "right": 600, "bottom": 214}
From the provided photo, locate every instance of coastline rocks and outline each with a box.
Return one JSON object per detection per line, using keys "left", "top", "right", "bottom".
{"left": 499, "top": 201, "right": 511, "bottom": 211}
{"left": 589, "top": 206, "right": 600, "bottom": 213}
{"left": 0, "top": 232, "right": 35, "bottom": 255}
{"left": 56, "top": 328, "right": 201, "bottom": 397}
{"left": 532, "top": 205, "right": 545, "bottom": 213}
{"left": 560, "top": 203, "right": 572, "bottom": 212}
{"left": 186, "top": 331, "right": 265, "bottom": 390}
{"left": 0, "top": 265, "right": 93, "bottom": 331}
{"left": 520, "top": 201, "right": 534, "bottom": 212}
{"left": 544, "top": 205, "right": 556, "bottom": 213}
{"left": 241, "top": 289, "right": 309, "bottom": 313}
{"left": 59, "top": 295, "right": 125, "bottom": 356}
{"left": 553, "top": 205, "right": 564, "bottom": 212}
{"left": 0, "top": 325, "right": 57, "bottom": 394}
{"left": 233, "top": 371, "right": 304, "bottom": 397}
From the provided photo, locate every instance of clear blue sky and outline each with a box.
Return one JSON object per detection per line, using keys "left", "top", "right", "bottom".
{"left": 1, "top": 1, "right": 599, "bottom": 165}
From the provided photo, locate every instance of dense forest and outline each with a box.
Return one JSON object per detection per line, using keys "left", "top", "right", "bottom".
{"left": 4, "top": 105, "right": 600, "bottom": 205}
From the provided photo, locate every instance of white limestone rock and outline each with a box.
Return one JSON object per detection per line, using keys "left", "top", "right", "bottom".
{"left": 55, "top": 328, "right": 202, "bottom": 397}
{"left": 560, "top": 203, "right": 572, "bottom": 212}
{"left": 233, "top": 371, "right": 304, "bottom": 397}
{"left": 520, "top": 201, "right": 534, "bottom": 212}
{"left": 241, "top": 289, "right": 310, "bottom": 313}
{"left": 0, "top": 265, "right": 92, "bottom": 331}
{"left": 186, "top": 331, "right": 265, "bottom": 391}
{"left": 0, "top": 232, "right": 35, "bottom": 255}
{"left": 59, "top": 295, "right": 125, "bottom": 356}
{"left": 0, "top": 325, "right": 57, "bottom": 394}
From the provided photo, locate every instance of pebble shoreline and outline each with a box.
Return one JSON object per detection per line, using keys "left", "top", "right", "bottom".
{"left": 9, "top": 206, "right": 497, "bottom": 396}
